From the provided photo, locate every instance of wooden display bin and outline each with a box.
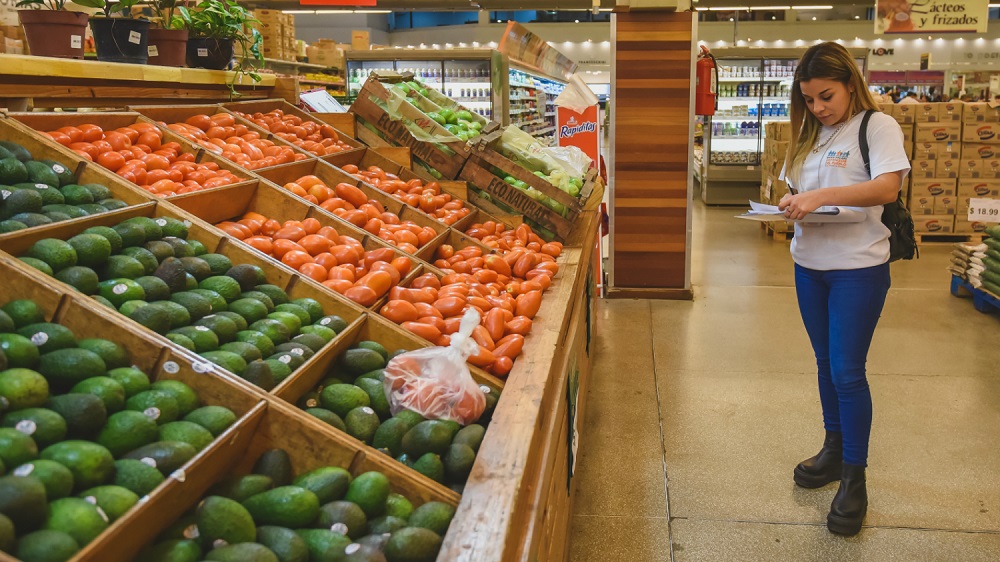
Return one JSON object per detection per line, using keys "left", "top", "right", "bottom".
{"left": 128, "top": 104, "right": 317, "bottom": 171}
{"left": 221, "top": 98, "right": 362, "bottom": 149}
{"left": 0, "top": 201, "right": 368, "bottom": 394}
{"left": 399, "top": 77, "right": 500, "bottom": 138}
{"left": 0, "top": 119, "right": 154, "bottom": 237}
{"left": 254, "top": 158, "right": 449, "bottom": 249}
{"left": 322, "top": 146, "right": 482, "bottom": 230}
{"left": 0, "top": 255, "right": 266, "bottom": 562}
{"left": 166, "top": 180, "right": 437, "bottom": 306}
{"left": 349, "top": 78, "right": 473, "bottom": 180}
{"left": 94, "top": 397, "right": 460, "bottom": 561}
{"left": 461, "top": 131, "right": 600, "bottom": 242}
{"left": 4, "top": 112, "right": 254, "bottom": 192}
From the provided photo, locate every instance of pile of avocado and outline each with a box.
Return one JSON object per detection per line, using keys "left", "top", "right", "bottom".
{"left": 139, "top": 448, "right": 454, "bottom": 562}
{"left": 0, "top": 141, "right": 130, "bottom": 234}
{"left": 297, "top": 342, "right": 499, "bottom": 492}
{"left": 0, "top": 298, "right": 237, "bottom": 562}
{"left": 15, "top": 215, "right": 346, "bottom": 390}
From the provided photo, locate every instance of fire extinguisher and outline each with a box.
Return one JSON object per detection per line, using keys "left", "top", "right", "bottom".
{"left": 696, "top": 45, "right": 718, "bottom": 116}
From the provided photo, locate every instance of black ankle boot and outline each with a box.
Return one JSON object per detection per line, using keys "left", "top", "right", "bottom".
{"left": 793, "top": 430, "right": 842, "bottom": 488}
{"left": 827, "top": 463, "right": 868, "bottom": 536}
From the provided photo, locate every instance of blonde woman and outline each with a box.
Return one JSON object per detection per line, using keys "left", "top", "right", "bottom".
{"left": 778, "top": 42, "right": 910, "bottom": 536}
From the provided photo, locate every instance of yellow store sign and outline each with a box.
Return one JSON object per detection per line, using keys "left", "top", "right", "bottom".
{"left": 876, "top": 0, "right": 989, "bottom": 34}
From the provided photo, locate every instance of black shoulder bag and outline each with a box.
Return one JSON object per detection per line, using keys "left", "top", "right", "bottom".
{"left": 859, "top": 110, "right": 918, "bottom": 262}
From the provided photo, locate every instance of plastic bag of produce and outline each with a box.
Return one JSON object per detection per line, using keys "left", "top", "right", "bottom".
{"left": 543, "top": 146, "right": 592, "bottom": 179}
{"left": 383, "top": 308, "right": 487, "bottom": 424}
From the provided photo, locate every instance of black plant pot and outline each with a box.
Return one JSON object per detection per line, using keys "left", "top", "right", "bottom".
{"left": 186, "top": 37, "right": 234, "bottom": 70}
{"left": 90, "top": 18, "right": 150, "bottom": 65}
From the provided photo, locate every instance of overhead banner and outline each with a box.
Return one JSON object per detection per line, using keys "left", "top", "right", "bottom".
{"left": 498, "top": 21, "right": 577, "bottom": 81}
{"left": 875, "top": 0, "right": 988, "bottom": 34}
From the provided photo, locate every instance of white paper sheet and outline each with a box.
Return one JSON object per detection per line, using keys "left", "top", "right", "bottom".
{"left": 736, "top": 201, "right": 867, "bottom": 223}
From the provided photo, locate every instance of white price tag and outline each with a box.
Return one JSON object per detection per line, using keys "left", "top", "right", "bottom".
{"left": 148, "top": 45, "right": 159, "bottom": 57}
{"left": 129, "top": 31, "right": 142, "bottom": 45}
{"left": 968, "top": 198, "right": 1000, "bottom": 223}
{"left": 71, "top": 35, "right": 82, "bottom": 49}
{"left": 197, "top": 48, "right": 209, "bottom": 57}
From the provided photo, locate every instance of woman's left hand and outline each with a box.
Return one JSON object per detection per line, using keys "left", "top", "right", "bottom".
{"left": 779, "top": 190, "right": 826, "bottom": 220}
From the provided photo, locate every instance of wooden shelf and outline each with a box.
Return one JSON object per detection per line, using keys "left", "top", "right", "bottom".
{"left": 263, "top": 57, "right": 331, "bottom": 72}
{"left": 0, "top": 53, "right": 278, "bottom": 109}
{"left": 299, "top": 79, "right": 346, "bottom": 88}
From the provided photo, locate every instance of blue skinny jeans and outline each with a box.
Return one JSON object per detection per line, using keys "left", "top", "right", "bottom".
{"left": 794, "top": 263, "right": 891, "bottom": 467}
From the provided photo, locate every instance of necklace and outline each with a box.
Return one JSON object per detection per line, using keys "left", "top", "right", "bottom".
{"left": 812, "top": 115, "right": 852, "bottom": 154}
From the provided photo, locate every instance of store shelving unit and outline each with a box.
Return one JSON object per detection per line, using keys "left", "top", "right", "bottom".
{"left": 508, "top": 66, "right": 566, "bottom": 147}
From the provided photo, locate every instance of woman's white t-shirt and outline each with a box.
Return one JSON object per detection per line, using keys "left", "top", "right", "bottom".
{"left": 781, "top": 111, "right": 911, "bottom": 271}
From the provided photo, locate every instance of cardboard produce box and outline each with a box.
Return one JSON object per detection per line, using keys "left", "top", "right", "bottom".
{"left": 911, "top": 159, "right": 937, "bottom": 178}
{"left": 308, "top": 40, "right": 345, "bottom": 68}
{"left": 915, "top": 122, "right": 961, "bottom": 143}
{"left": 913, "top": 215, "right": 955, "bottom": 233}
{"left": 959, "top": 159, "right": 984, "bottom": 178}
{"left": 896, "top": 103, "right": 918, "bottom": 124}
{"left": 879, "top": 103, "right": 897, "bottom": 117}
{"left": 985, "top": 159, "right": 1000, "bottom": 178}
{"left": 914, "top": 103, "right": 940, "bottom": 122}
{"left": 955, "top": 217, "right": 989, "bottom": 234}
{"left": 963, "top": 102, "right": 1000, "bottom": 124}
{"left": 909, "top": 195, "right": 936, "bottom": 215}
{"left": 936, "top": 195, "right": 958, "bottom": 215}
{"left": 963, "top": 122, "right": 1000, "bottom": 144}
{"left": 912, "top": 141, "right": 960, "bottom": 160}
{"left": 911, "top": 177, "right": 957, "bottom": 197}
{"left": 900, "top": 123, "right": 915, "bottom": 142}
{"left": 940, "top": 102, "right": 964, "bottom": 122}
{"left": 963, "top": 143, "right": 1000, "bottom": 160}
{"left": 351, "top": 30, "right": 370, "bottom": 51}
{"left": 937, "top": 158, "right": 960, "bottom": 178}
{"left": 958, "top": 179, "right": 1000, "bottom": 197}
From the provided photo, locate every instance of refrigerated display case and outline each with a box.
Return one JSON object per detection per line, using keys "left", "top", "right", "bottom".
{"left": 346, "top": 49, "right": 509, "bottom": 122}
{"left": 509, "top": 66, "right": 566, "bottom": 146}
{"left": 696, "top": 48, "right": 868, "bottom": 205}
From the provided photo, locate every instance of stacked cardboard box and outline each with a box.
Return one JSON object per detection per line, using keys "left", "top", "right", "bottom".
{"left": 880, "top": 101, "right": 999, "bottom": 235}
{"left": 252, "top": 10, "right": 296, "bottom": 62}
{"left": 0, "top": 25, "right": 25, "bottom": 55}
{"left": 759, "top": 121, "right": 793, "bottom": 233}
{"left": 306, "top": 39, "right": 347, "bottom": 70}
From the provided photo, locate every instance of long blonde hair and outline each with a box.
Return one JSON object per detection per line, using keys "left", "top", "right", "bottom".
{"left": 784, "top": 42, "right": 880, "bottom": 186}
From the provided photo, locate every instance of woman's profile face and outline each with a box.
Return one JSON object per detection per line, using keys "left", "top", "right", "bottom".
{"left": 800, "top": 78, "right": 853, "bottom": 127}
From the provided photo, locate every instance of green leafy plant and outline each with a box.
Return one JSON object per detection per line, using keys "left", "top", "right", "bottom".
{"left": 150, "top": 0, "right": 189, "bottom": 29}
{"left": 70, "top": 0, "right": 146, "bottom": 19}
{"left": 183, "top": 0, "right": 264, "bottom": 97}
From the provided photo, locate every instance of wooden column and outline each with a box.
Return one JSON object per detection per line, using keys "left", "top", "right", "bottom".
{"left": 609, "top": 10, "right": 694, "bottom": 299}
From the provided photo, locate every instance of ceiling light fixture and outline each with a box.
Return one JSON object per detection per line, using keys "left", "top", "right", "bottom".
{"left": 750, "top": 5, "right": 790, "bottom": 9}
{"left": 792, "top": 5, "right": 833, "bottom": 9}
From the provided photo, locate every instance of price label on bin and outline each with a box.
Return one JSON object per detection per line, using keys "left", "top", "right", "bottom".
{"left": 968, "top": 198, "right": 1000, "bottom": 223}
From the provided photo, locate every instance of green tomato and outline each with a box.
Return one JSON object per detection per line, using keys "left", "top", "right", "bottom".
{"left": 456, "top": 110, "right": 474, "bottom": 121}
{"left": 504, "top": 175, "right": 518, "bottom": 185}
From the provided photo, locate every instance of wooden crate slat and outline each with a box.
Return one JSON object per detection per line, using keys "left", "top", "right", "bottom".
{"left": 460, "top": 157, "right": 573, "bottom": 240}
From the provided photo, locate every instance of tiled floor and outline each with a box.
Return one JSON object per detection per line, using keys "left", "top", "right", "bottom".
{"left": 569, "top": 203, "right": 1000, "bottom": 561}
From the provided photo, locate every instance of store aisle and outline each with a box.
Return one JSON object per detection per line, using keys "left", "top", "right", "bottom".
{"left": 570, "top": 203, "right": 1000, "bottom": 561}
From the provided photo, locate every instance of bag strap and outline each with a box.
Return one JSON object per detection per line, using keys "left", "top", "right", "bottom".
{"left": 859, "top": 109, "right": 875, "bottom": 179}
{"left": 859, "top": 108, "right": 904, "bottom": 205}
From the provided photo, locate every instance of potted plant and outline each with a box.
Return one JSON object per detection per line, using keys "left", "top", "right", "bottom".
{"left": 15, "top": 0, "right": 89, "bottom": 59}
{"left": 73, "top": 0, "right": 151, "bottom": 64}
{"left": 184, "top": 0, "right": 262, "bottom": 79}
{"left": 147, "top": 0, "right": 189, "bottom": 67}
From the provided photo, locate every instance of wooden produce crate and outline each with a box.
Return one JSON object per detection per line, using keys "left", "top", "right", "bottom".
{"left": 349, "top": 77, "right": 472, "bottom": 180}
{"left": 222, "top": 97, "right": 363, "bottom": 150}
{"left": 0, "top": 255, "right": 266, "bottom": 562}
{"left": 78, "top": 396, "right": 459, "bottom": 561}
{"left": 461, "top": 131, "right": 601, "bottom": 241}
{"left": 0, "top": 118, "right": 154, "bottom": 233}
{"left": 254, "top": 158, "right": 449, "bottom": 248}
{"left": 402, "top": 77, "right": 500, "bottom": 135}
{"left": 323, "top": 146, "right": 482, "bottom": 230}
{"left": 165, "top": 180, "right": 436, "bottom": 307}
{"left": 128, "top": 104, "right": 315, "bottom": 171}
{"left": 0, "top": 201, "right": 368, "bottom": 392}
{"left": 4, "top": 112, "right": 255, "bottom": 197}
